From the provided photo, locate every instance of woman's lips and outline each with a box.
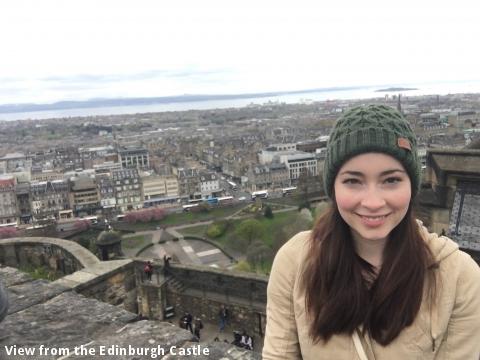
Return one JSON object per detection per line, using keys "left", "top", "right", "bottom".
{"left": 357, "top": 213, "right": 390, "bottom": 227}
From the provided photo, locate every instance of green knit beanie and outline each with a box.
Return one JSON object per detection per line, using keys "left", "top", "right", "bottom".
{"left": 324, "top": 105, "right": 421, "bottom": 198}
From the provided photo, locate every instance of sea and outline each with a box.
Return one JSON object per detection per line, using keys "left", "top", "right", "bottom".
{"left": 1, "top": 80, "right": 480, "bottom": 122}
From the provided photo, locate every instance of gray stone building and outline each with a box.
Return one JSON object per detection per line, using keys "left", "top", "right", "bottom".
{"left": 112, "top": 169, "right": 143, "bottom": 212}
{"left": 0, "top": 176, "right": 17, "bottom": 225}
{"left": 199, "top": 172, "right": 221, "bottom": 198}
{"left": 69, "top": 175, "right": 101, "bottom": 216}
{"left": 30, "top": 179, "right": 70, "bottom": 220}
{"left": 246, "top": 163, "right": 290, "bottom": 192}
{"left": 97, "top": 174, "right": 117, "bottom": 214}
{"left": 118, "top": 147, "right": 150, "bottom": 170}
{"left": 177, "top": 168, "right": 201, "bottom": 199}
{"left": 15, "top": 182, "right": 31, "bottom": 224}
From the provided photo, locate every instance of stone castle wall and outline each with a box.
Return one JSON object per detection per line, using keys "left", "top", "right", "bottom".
{"left": 136, "top": 262, "right": 268, "bottom": 339}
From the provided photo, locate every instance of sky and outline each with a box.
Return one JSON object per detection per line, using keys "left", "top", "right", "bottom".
{"left": 0, "top": 0, "right": 479, "bottom": 105}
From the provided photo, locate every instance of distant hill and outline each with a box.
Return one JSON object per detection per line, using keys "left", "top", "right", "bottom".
{"left": 375, "top": 87, "right": 418, "bottom": 92}
{"left": 0, "top": 86, "right": 367, "bottom": 114}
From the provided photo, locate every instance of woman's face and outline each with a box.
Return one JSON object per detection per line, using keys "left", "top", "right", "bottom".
{"left": 333, "top": 153, "right": 411, "bottom": 244}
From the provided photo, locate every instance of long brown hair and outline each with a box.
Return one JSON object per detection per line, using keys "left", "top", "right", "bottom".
{"left": 301, "top": 202, "right": 436, "bottom": 346}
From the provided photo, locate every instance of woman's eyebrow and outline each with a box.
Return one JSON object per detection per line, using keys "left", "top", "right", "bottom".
{"left": 338, "top": 169, "right": 406, "bottom": 177}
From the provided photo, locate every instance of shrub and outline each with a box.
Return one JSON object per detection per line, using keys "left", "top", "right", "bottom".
{"left": 298, "top": 200, "right": 311, "bottom": 211}
{"left": 264, "top": 205, "right": 274, "bottom": 219}
{"left": 235, "top": 260, "right": 253, "bottom": 273}
{"left": 206, "top": 220, "right": 229, "bottom": 238}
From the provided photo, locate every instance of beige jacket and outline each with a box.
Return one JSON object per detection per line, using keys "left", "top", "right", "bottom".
{"left": 263, "top": 223, "right": 480, "bottom": 359}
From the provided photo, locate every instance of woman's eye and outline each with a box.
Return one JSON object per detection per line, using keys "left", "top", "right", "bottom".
{"left": 342, "top": 178, "right": 361, "bottom": 184}
{"left": 384, "top": 177, "right": 402, "bottom": 184}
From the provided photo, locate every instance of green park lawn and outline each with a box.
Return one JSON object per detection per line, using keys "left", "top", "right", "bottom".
{"left": 121, "top": 234, "right": 152, "bottom": 249}
{"left": 177, "top": 209, "right": 299, "bottom": 248}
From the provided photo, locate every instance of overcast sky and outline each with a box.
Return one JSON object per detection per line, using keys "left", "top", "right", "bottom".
{"left": 1, "top": 0, "right": 479, "bottom": 105}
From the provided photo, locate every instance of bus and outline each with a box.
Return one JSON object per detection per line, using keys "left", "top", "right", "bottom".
{"left": 143, "top": 196, "right": 181, "bottom": 208}
{"left": 182, "top": 204, "right": 199, "bottom": 212}
{"left": 188, "top": 199, "right": 204, "bottom": 204}
{"left": 251, "top": 190, "right": 268, "bottom": 200}
{"left": 217, "top": 196, "right": 234, "bottom": 205}
{"left": 282, "top": 186, "right": 297, "bottom": 197}
{"left": 227, "top": 180, "right": 237, "bottom": 190}
{"left": 206, "top": 197, "right": 219, "bottom": 205}
{"left": 0, "top": 222, "right": 18, "bottom": 229}
{"left": 83, "top": 216, "right": 98, "bottom": 224}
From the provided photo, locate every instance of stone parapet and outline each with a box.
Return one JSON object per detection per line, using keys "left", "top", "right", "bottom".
{"left": 0, "top": 237, "right": 99, "bottom": 274}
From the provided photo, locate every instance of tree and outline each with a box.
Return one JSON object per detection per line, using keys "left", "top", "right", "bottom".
{"left": 264, "top": 205, "right": 274, "bottom": 219}
{"left": 124, "top": 212, "right": 137, "bottom": 224}
{"left": 74, "top": 219, "right": 90, "bottom": 231}
{"left": 247, "top": 240, "right": 273, "bottom": 271}
{"left": 206, "top": 220, "right": 230, "bottom": 238}
{"left": 0, "top": 227, "right": 17, "bottom": 239}
{"left": 235, "top": 219, "right": 264, "bottom": 246}
{"left": 271, "top": 212, "right": 313, "bottom": 253}
{"left": 123, "top": 208, "right": 167, "bottom": 224}
{"left": 151, "top": 208, "right": 166, "bottom": 221}
{"left": 313, "top": 201, "right": 330, "bottom": 222}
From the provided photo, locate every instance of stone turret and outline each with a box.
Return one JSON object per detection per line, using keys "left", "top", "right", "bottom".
{"left": 96, "top": 230, "right": 123, "bottom": 260}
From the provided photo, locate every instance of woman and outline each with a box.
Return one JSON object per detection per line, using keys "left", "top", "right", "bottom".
{"left": 263, "top": 105, "right": 480, "bottom": 359}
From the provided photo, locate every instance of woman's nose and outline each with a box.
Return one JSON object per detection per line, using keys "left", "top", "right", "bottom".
{"left": 360, "top": 187, "right": 386, "bottom": 209}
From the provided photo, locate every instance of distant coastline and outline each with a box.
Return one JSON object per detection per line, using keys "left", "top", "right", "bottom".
{"left": 0, "top": 86, "right": 367, "bottom": 114}
{"left": 375, "top": 87, "right": 418, "bottom": 92}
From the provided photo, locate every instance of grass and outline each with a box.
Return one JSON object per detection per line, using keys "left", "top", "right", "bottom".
{"left": 177, "top": 224, "right": 208, "bottom": 237}
{"left": 176, "top": 209, "right": 299, "bottom": 248}
{"left": 121, "top": 234, "right": 152, "bottom": 249}
{"left": 19, "top": 265, "right": 62, "bottom": 281}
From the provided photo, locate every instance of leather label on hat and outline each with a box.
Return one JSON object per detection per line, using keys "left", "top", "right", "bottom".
{"left": 397, "top": 137, "right": 411, "bottom": 151}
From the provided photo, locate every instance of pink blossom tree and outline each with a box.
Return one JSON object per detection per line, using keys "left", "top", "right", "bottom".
{"left": 74, "top": 219, "right": 91, "bottom": 231}
{"left": 0, "top": 227, "right": 17, "bottom": 239}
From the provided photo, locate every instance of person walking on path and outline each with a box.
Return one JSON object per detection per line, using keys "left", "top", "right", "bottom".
{"left": 181, "top": 312, "right": 193, "bottom": 334}
{"left": 218, "top": 304, "right": 229, "bottom": 332}
{"left": 194, "top": 317, "right": 204, "bottom": 339}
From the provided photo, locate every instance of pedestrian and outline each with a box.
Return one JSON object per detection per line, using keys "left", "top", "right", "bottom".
{"left": 0, "top": 280, "right": 8, "bottom": 324}
{"left": 218, "top": 304, "right": 229, "bottom": 332}
{"left": 182, "top": 312, "right": 193, "bottom": 334}
{"left": 143, "top": 261, "right": 153, "bottom": 281}
{"left": 163, "top": 254, "right": 171, "bottom": 275}
{"left": 263, "top": 105, "right": 480, "bottom": 359}
{"left": 194, "top": 317, "right": 204, "bottom": 339}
